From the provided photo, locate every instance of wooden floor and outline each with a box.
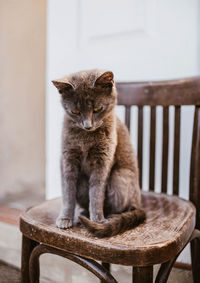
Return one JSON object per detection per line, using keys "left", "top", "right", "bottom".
{"left": 0, "top": 188, "right": 45, "bottom": 226}
{"left": 0, "top": 188, "right": 45, "bottom": 210}
{"left": 0, "top": 206, "right": 20, "bottom": 226}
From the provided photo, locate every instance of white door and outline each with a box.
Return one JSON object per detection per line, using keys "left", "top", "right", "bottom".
{"left": 46, "top": 0, "right": 200, "bottom": 265}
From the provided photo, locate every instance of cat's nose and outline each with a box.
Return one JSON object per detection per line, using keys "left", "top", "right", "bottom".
{"left": 83, "top": 119, "right": 92, "bottom": 129}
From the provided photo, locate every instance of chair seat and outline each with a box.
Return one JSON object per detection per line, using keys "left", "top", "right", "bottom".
{"left": 20, "top": 192, "right": 195, "bottom": 266}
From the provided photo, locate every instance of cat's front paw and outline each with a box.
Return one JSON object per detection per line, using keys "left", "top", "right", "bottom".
{"left": 90, "top": 215, "right": 107, "bottom": 223}
{"left": 56, "top": 217, "right": 73, "bottom": 229}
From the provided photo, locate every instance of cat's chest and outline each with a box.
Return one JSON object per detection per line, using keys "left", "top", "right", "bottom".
{"left": 68, "top": 138, "right": 92, "bottom": 175}
{"left": 81, "top": 150, "right": 91, "bottom": 176}
{"left": 66, "top": 128, "right": 117, "bottom": 175}
{"left": 79, "top": 140, "right": 97, "bottom": 174}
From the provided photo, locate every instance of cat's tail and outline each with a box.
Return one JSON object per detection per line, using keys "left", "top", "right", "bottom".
{"left": 79, "top": 208, "right": 145, "bottom": 238}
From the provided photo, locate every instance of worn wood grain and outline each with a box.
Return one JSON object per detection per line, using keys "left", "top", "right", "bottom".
{"left": 117, "top": 77, "right": 200, "bottom": 106}
{"left": 20, "top": 192, "right": 195, "bottom": 266}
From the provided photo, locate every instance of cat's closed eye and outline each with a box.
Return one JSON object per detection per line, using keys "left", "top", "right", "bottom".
{"left": 72, "top": 110, "right": 80, "bottom": 115}
{"left": 93, "top": 106, "right": 102, "bottom": 113}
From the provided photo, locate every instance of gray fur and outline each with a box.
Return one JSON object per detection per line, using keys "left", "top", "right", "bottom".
{"left": 52, "top": 69, "right": 144, "bottom": 236}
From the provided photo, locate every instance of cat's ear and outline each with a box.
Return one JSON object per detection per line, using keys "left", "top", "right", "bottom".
{"left": 52, "top": 80, "right": 74, "bottom": 94}
{"left": 94, "top": 71, "right": 114, "bottom": 88}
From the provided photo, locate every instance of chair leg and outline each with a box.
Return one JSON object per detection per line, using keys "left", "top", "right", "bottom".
{"left": 155, "top": 229, "right": 200, "bottom": 283}
{"left": 21, "top": 235, "right": 38, "bottom": 283}
{"left": 101, "top": 263, "right": 110, "bottom": 283}
{"left": 190, "top": 229, "right": 200, "bottom": 283}
{"left": 155, "top": 258, "right": 177, "bottom": 283}
{"left": 29, "top": 244, "right": 117, "bottom": 283}
{"left": 29, "top": 246, "right": 41, "bottom": 283}
{"left": 132, "top": 266, "right": 153, "bottom": 283}
{"left": 102, "top": 262, "right": 110, "bottom": 272}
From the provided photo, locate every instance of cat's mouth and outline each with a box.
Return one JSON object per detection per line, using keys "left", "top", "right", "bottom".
{"left": 79, "top": 122, "right": 103, "bottom": 132}
{"left": 76, "top": 124, "right": 95, "bottom": 132}
{"left": 82, "top": 126, "right": 97, "bottom": 132}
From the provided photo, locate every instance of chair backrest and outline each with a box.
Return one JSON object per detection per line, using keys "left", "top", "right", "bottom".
{"left": 116, "top": 78, "right": 200, "bottom": 229}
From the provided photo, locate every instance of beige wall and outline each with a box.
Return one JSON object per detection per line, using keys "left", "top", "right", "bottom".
{"left": 0, "top": 1, "right": 46, "bottom": 199}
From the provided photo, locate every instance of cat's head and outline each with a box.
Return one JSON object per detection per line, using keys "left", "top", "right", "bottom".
{"left": 52, "top": 70, "right": 117, "bottom": 131}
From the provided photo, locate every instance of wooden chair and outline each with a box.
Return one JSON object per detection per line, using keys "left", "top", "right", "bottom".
{"left": 20, "top": 78, "right": 200, "bottom": 283}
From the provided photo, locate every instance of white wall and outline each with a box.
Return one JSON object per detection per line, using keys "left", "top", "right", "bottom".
{"left": 46, "top": 0, "right": 200, "bottom": 265}
{"left": 0, "top": 0, "right": 46, "bottom": 202}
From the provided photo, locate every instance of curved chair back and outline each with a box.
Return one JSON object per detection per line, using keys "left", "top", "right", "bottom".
{"left": 116, "top": 78, "right": 200, "bottom": 230}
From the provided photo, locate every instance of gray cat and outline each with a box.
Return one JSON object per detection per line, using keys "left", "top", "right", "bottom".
{"left": 52, "top": 69, "right": 145, "bottom": 237}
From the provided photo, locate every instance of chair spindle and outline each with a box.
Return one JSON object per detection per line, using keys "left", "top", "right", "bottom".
{"left": 173, "top": 106, "right": 181, "bottom": 195}
{"left": 138, "top": 106, "right": 143, "bottom": 188}
{"left": 125, "top": 106, "right": 131, "bottom": 132}
{"left": 149, "top": 106, "right": 156, "bottom": 191}
{"left": 161, "top": 107, "right": 169, "bottom": 193}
